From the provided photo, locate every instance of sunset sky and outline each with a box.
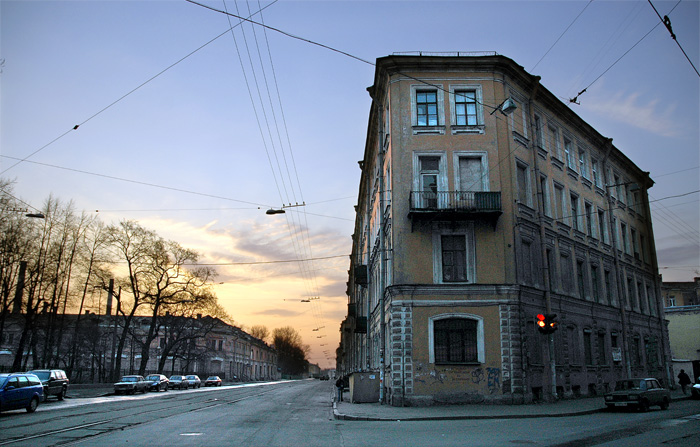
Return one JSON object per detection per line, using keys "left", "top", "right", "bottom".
{"left": 2, "top": 0, "right": 698, "bottom": 369}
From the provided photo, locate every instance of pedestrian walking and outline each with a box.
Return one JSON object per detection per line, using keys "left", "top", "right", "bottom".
{"left": 678, "top": 369, "right": 691, "bottom": 394}
{"left": 335, "top": 377, "right": 344, "bottom": 402}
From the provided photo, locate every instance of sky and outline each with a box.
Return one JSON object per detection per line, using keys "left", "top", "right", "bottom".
{"left": 1, "top": 0, "right": 698, "bottom": 369}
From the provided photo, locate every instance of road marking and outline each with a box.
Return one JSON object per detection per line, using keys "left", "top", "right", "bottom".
{"left": 179, "top": 433, "right": 203, "bottom": 436}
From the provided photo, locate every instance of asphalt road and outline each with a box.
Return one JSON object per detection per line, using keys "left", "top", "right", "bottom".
{"left": 1, "top": 380, "right": 698, "bottom": 447}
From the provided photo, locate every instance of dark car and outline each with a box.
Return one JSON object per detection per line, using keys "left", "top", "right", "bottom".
{"left": 204, "top": 376, "right": 222, "bottom": 387}
{"left": 169, "top": 375, "right": 188, "bottom": 390}
{"left": 185, "top": 375, "right": 201, "bottom": 389}
{"left": 26, "top": 369, "right": 69, "bottom": 400}
{"left": 604, "top": 378, "right": 671, "bottom": 412}
{"left": 114, "top": 375, "right": 148, "bottom": 395}
{"left": 144, "top": 374, "right": 169, "bottom": 392}
{"left": 0, "top": 373, "right": 44, "bottom": 413}
{"left": 691, "top": 379, "right": 700, "bottom": 400}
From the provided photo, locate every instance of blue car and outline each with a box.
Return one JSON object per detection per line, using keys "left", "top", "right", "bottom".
{"left": 0, "top": 373, "right": 44, "bottom": 413}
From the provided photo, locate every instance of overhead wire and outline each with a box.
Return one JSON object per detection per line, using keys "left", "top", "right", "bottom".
{"left": 647, "top": 0, "right": 700, "bottom": 77}
{"left": 530, "top": 0, "right": 595, "bottom": 72}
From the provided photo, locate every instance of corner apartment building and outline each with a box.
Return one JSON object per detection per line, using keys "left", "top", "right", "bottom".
{"left": 339, "top": 53, "right": 670, "bottom": 405}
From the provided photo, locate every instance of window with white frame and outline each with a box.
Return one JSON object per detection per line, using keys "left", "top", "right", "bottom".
{"left": 433, "top": 223, "right": 475, "bottom": 283}
{"left": 411, "top": 85, "right": 445, "bottom": 132}
{"left": 570, "top": 192, "right": 580, "bottom": 230}
{"left": 429, "top": 314, "right": 484, "bottom": 364}
{"left": 413, "top": 153, "right": 446, "bottom": 208}
{"left": 548, "top": 125, "right": 561, "bottom": 160}
{"left": 564, "top": 137, "right": 575, "bottom": 170}
{"left": 516, "top": 161, "right": 531, "bottom": 207}
{"left": 540, "top": 175, "right": 551, "bottom": 216}
{"left": 449, "top": 85, "right": 484, "bottom": 132}
{"left": 578, "top": 148, "right": 588, "bottom": 179}
{"left": 534, "top": 113, "right": 544, "bottom": 148}
{"left": 454, "top": 152, "right": 488, "bottom": 192}
{"left": 554, "top": 182, "right": 565, "bottom": 221}
{"left": 597, "top": 209, "right": 607, "bottom": 243}
{"left": 591, "top": 158, "right": 601, "bottom": 188}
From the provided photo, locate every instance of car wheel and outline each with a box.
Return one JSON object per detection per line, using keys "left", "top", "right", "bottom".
{"left": 660, "top": 398, "right": 669, "bottom": 410}
{"left": 58, "top": 388, "right": 66, "bottom": 401}
{"left": 638, "top": 399, "right": 650, "bottom": 412}
{"left": 26, "top": 397, "right": 39, "bottom": 413}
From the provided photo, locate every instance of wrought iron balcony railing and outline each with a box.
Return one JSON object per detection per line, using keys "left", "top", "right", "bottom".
{"left": 409, "top": 191, "right": 502, "bottom": 216}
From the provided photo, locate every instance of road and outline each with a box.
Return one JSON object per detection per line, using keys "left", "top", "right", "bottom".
{"left": 0, "top": 380, "right": 698, "bottom": 446}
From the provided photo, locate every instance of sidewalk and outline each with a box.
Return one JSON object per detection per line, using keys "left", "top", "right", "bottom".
{"left": 333, "top": 389, "right": 691, "bottom": 421}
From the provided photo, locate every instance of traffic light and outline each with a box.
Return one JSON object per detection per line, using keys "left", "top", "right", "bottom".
{"left": 536, "top": 313, "right": 558, "bottom": 334}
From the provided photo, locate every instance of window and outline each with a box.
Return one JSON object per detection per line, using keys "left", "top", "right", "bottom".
{"left": 554, "top": 183, "right": 565, "bottom": 220}
{"left": 570, "top": 193, "right": 580, "bottom": 230}
{"left": 546, "top": 248, "right": 557, "bottom": 291}
{"left": 620, "top": 222, "right": 628, "bottom": 254}
{"left": 516, "top": 162, "right": 531, "bottom": 206}
{"left": 521, "top": 238, "right": 534, "bottom": 285}
{"left": 418, "top": 155, "right": 441, "bottom": 208}
{"left": 604, "top": 269, "right": 614, "bottom": 305}
{"left": 627, "top": 277, "right": 635, "bottom": 309}
{"left": 591, "top": 158, "right": 601, "bottom": 188}
{"left": 430, "top": 315, "right": 484, "bottom": 364}
{"left": 597, "top": 210, "right": 607, "bottom": 243}
{"left": 540, "top": 175, "right": 551, "bottom": 216}
{"left": 547, "top": 125, "right": 561, "bottom": 160}
{"left": 647, "top": 286, "right": 657, "bottom": 315}
{"left": 597, "top": 332, "right": 607, "bottom": 365}
{"left": 455, "top": 90, "right": 478, "bottom": 126}
{"left": 584, "top": 330, "right": 593, "bottom": 365}
{"left": 591, "top": 265, "right": 600, "bottom": 303}
{"left": 631, "top": 228, "right": 639, "bottom": 259}
{"left": 578, "top": 148, "right": 588, "bottom": 179}
{"left": 416, "top": 90, "right": 438, "bottom": 126}
{"left": 568, "top": 326, "right": 580, "bottom": 364}
{"left": 667, "top": 295, "right": 676, "bottom": 307}
{"left": 455, "top": 152, "right": 488, "bottom": 192}
{"left": 441, "top": 235, "right": 467, "bottom": 282}
{"left": 613, "top": 174, "right": 622, "bottom": 201}
{"left": 577, "top": 259, "right": 586, "bottom": 299}
{"left": 564, "top": 137, "right": 574, "bottom": 169}
{"left": 560, "top": 252, "right": 573, "bottom": 293}
{"left": 433, "top": 224, "right": 475, "bottom": 284}
{"left": 585, "top": 202, "right": 593, "bottom": 236}
{"left": 534, "top": 114, "right": 543, "bottom": 148}
{"left": 637, "top": 281, "right": 646, "bottom": 314}
{"left": 449, "top": 85, "right": 483, "bottom": 132}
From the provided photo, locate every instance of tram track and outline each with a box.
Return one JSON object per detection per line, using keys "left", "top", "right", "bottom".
{"left": 0, "top": 382, "right": 291, "bottom": 446}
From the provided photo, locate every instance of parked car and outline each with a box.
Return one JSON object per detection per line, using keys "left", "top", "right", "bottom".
{"left": 691, "top": 379, "right": 700, "bottom": 400}
{"left": 26, "top": 369, "right": 69, "bottom": 400}
{"left": 604, "top": 378, "right": 671, "bottom": 412}
{"left": 169, "top": 375, "right": 188, "bottom": 390}
{"left": 185, "top": 375, "right": 201, "bottom": 388}
{"left": 114, "top": 375, "right": 148, "bottom": 395}
{"left": 0, "top": 373, "right": 44, "bottom": 413}
{"left": 204, "top": 376, "right": 222, "bottom": 387}
{"left": 144, "top": 374, "right": 169, "bottom": 392}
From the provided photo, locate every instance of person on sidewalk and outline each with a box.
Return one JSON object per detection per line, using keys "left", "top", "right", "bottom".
{"left": 335, "top": 377, "right": 344, "bottom": 402}
{"left": 678, "top": 369, "right": 691, "bottom": 394}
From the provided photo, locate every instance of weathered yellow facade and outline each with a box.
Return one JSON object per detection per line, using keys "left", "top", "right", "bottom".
{"left": 339, "top": 54, "right": 670, "bottom": 405}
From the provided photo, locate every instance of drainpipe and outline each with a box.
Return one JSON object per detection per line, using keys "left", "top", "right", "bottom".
{"left": 378, "top": 102, "right": 387, "bottom": 404}
{"left": 527, "top": 76, "right": 557, "bottom": 401}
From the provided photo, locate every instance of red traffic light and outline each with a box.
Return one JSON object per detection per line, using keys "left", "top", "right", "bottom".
{"left": 536, "top": 313, "right": 558, "bottom": 334}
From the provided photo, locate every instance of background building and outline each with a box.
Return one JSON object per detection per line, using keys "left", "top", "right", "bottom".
{"left": 662, "top": 277, "right": 700, "bottom": 384}
{"left": 338, "top": 53, "right": 671, "bottom": 406}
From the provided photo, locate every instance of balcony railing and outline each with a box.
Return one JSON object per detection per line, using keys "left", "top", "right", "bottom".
{"left": 408, "top": 191, "right": 502, "bottom": 226}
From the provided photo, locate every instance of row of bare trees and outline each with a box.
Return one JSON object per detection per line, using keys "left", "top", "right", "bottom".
{"left": 0, "top": 179, "right": 230, "bottom": 381}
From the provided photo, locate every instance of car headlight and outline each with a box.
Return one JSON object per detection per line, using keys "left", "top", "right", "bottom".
{"left": 605, "top": 395, "right": 612, "bottom": 401}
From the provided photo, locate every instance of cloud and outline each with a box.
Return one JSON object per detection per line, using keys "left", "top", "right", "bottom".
{"left": 254, "top": 308, "right": 307, "bottom": 317}
{"left": 584, "top": 89, "right": 680, "bottom": 138}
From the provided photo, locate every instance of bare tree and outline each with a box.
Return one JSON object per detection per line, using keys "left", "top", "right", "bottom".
{"left": 249, "top": 325, "right": 270, "bottom": 343}
{"left": 272, "top": 326, "right": 308, "bottom": 377}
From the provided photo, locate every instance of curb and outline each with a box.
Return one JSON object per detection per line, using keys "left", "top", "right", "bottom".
{"left": 332, "top": 401, "right": 603, "bottom": 422}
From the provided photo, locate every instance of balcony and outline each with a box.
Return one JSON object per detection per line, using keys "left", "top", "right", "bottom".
{"left": 408, "top": 191, "right": 502, "bottom": 227}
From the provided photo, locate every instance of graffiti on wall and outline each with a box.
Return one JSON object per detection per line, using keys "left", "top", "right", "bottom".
{"left": 413, "top": 363, "right": 501, "bottom": 394}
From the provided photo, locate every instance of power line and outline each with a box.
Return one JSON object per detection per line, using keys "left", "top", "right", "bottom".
{"left": 647, "top": 0, "right": 700, "bottom": 77}
{"left": 0, "top": 1, "right": 279, "bottom": 177}
{"left": 187, "top": 254, "right": 347, "bottom": 266}
{"left": 0, "top": 155, "right": 270, "bottom": 208}
{"left": 531, "top": 0, "right": 594, "bottom": 72}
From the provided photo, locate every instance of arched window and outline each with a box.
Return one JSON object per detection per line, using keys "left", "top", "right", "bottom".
{"left": 429, "top": 314, "right": 484, "bottom": 364}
